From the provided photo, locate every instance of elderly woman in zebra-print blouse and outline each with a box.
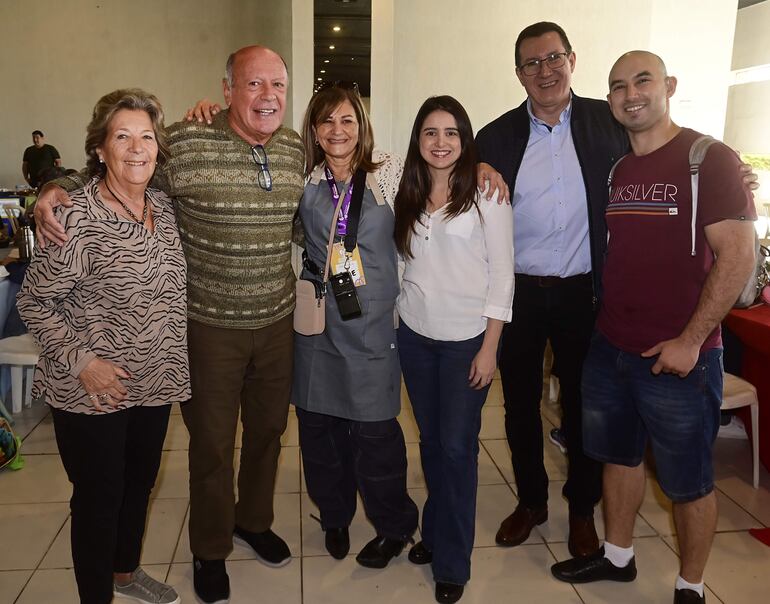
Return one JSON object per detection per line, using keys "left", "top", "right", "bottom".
{"left": 17, "top": 89, "right": 188, "bottom": 604}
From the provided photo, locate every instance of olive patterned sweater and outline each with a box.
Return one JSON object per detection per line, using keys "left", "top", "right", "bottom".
{"left": 61, "top": 109, "right": 305, "bottom": 329}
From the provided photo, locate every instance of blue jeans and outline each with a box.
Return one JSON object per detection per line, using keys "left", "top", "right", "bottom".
{"left": 397, "top": 322, "right": 491, "bottom": 585}
{"left": 582, "top": 332, "right": 723, "bottom": 503}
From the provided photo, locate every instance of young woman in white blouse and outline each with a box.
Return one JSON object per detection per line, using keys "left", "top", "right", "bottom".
{"left": 394, "top": 96, "right": 514, "bottom": 604}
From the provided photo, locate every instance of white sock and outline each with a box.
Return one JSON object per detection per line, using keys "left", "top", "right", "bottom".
{"left": 602, "top": 541, "right": 634, "bottom": 567}
{"left": 675, "top": 575, "right": 704, "bottom": 597}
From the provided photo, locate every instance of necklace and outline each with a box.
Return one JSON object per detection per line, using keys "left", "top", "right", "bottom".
{"left": 104, "top": 179, "right": 148, "bottom": 224}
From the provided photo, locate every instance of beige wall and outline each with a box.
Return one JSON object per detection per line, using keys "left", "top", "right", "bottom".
{"left": 732, "top": 0, "right": 770, "bottom": 70}
{"left": 0, "top": 0, "right": 293, "bottom": 187}
{"left": 725, "top": 1, "right": 770, "bottom": 156}
{"left": 371, "top": 0, "right": 738, "bottom": 157}
{"left": 291, "top": 0, "right": 314, "bottom": 133}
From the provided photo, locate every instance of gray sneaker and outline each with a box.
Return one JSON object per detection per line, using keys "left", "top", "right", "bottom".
{"left": 114, "top": 567, "right": 181, "bottom": 604}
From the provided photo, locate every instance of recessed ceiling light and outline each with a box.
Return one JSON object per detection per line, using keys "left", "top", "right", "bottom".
{"left": 320, "top": 70, "right": 326, "bottom": 74}
{"left": 317, "top": 77, "right": 322, "bottom": 81}
{"left": 324, "top": 59, "right": 330, "bottom": 64}
{"left": 351, "top": 57, "right": 355, "bottom": 61}
{"left": 332, "top": 26, "right": 341, "bottom": 32}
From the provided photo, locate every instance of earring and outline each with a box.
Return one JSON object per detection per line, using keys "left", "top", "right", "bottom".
{"left": 98, "top": 157, "right": 104, "bottom": 163}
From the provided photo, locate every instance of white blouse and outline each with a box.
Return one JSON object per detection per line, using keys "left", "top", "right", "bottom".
{"left": 397, "top": 192, "right": 514, "bottom": 341}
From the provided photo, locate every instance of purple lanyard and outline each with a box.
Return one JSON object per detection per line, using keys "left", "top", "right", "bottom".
{"left": 324, "top": 167, "right": 354, "bottom": 236}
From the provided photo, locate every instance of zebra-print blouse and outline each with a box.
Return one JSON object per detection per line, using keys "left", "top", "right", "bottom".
{"left": 17, "top": 178, "right": 190, "bottom": 414}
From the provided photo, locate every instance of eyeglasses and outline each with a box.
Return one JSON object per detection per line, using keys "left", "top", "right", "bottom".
{"left": 517, "top": 52, "right": 570, "bottom": 77}
{"left": 251, "top": 144, "right": 272, "bottom": 191}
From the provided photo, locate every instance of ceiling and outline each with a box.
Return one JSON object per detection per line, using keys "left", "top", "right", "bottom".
{"left": 314, "top": 0, "right": 372, "bottom": 96}
{"left": 310, "top": 0, "right": 763, "bottom": 96}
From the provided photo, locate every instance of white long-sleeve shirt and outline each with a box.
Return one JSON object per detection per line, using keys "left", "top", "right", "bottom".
{"left": 397, "top": 192, "right": 514, "bottom": 341}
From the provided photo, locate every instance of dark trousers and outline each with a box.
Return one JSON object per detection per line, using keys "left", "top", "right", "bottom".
{"left": 499, "top": 274, "right": 602, "bottom": 516}
{"left": 296, "top": 406, "right": 418, "bottom": 541}
{"left": 52, "top": 404, "right": 170, "bottom": 604}
{"left": 182, "top": 315, "right": 293, "bottom": 559}
{"left": 397, "top": 323, "right": 490, "bottom": 585}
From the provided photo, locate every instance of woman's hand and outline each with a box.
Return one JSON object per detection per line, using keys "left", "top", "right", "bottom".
{"left": 469, "top": 345, "right": 497, "bottom": 390}
{"left": 34, "top": 184, "right": 73, "bottom": 248}
{"left": 184, "top": 99, "right": 222, "bottom": 124}
{"left": 78, "top": 357, "right": 131, "bottom": 412}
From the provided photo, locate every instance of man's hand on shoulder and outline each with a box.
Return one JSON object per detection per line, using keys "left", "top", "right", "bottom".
{"left": 34, "top": 184, "right": 73, "bottom": 248}
{"left": 476, "top": 162, "right": 510, "bottom": 204}
{"left": 184, "top": 99, "right": 222, "bottom": 124}
{"left": 641, "top": 336, "right": 701, "bottom": 378}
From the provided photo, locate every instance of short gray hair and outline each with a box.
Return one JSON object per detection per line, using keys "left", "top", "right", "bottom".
{"left": 85, "top": 88, "right": 170, "bottom": 178}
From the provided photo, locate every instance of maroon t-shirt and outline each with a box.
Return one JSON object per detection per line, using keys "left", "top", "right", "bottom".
{"left": 597, "top": 128, "right": 755, "bottom": 353}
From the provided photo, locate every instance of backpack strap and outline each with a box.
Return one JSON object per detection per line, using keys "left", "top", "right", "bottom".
{"left": 688, "top": 135, "right": 717, "bottom": 256}
{"left": 607, "top": 155, "right": 628, "bottom": 190}
{"left": 606, "top": 154, "right": 629, "bottom": 245}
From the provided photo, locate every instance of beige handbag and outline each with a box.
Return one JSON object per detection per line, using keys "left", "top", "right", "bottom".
{"left": 293, "top": 193, "right": 345, "bottom": 336}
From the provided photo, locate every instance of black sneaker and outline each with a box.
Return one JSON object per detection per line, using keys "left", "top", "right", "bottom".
{"left": 193, "top": 557, "right": 229, "bottom": 604}
{"left": 551, "top": 547, "right": 637, "bottom": 584}
{"left": 549, "top": 428, "right": 568, "bottom": 454}
{"left": 674, "top": 588, "right": 706, "bottom": 603}
{"left": 233, "top": 526, "right": 291, "bottom": 567}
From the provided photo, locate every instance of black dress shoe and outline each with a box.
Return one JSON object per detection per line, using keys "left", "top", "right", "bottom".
{"left": 674, "top": 588, "right": 706, "bottom": 603}
{"left": 435, "top": 582, "right": 464, "bottom": 603}
{"left": 551, "top": 547, "right": 637, "bottom": 584}
{"left": 324, "top": 527, "right": 350, "bottom": 560}
{"left": 408, "top": 541, "right": 433, "bottom": 565}
{"left": 193, "top": 557, "right": 230, "bottom": 604}
{"left": 355, "top": 535, "right": 405, "bottom": 568}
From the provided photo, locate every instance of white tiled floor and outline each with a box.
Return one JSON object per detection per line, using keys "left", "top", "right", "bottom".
{"left": 1, "top": 379, "right": 768, "bottom": 603}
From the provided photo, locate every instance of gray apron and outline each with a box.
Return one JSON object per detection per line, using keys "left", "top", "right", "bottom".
{"left": 292, "top": 177, "right": 400, "bottom": 421}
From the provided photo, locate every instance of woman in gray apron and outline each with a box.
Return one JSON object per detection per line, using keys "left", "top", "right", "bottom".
{"left": 292, "top": 83, "right": 418, "bottom": 567}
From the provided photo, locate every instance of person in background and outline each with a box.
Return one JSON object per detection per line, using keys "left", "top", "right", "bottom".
{"left": 293, "top": 83, "right": 418, "bottom": 568}
{"left": 395, "top": 95, "right": 514, "bottom": 604}
{"left": 22, "top": 130, "right": 61, "bottom": 188}
{"left": 18, "top": 89, "right": 187, "bottom": 604}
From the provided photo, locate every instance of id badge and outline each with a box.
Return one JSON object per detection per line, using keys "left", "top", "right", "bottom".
{"left": 332, "top": 242, "right": 366, "bottom": 286}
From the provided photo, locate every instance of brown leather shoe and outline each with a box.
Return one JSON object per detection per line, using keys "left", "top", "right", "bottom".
{"left": 567, "top": 512, "right": 600, "bottom": 558}
{"left": 495, "top": 504, "right": 547, "bottom": 546}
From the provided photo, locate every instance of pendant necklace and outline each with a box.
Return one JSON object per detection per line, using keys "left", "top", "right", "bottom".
{"left": 104, "top": 179, "right": 148, "bottom": 223}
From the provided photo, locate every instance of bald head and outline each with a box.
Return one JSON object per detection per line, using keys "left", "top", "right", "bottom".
{"left": 222, "top": 44, "right": 289, "bottom": 146}
{"left": 609, "top": 50, "right": 667, "bottom": 89}
{"left": 225, "top": 45, "right": 288, "bottom": 88}
{"left": 606, "top": 49, "right": 678, "bottom": 145}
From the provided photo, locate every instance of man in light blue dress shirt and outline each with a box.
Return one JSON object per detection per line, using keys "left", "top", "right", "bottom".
{"left": 475, "top": 21, "right": 629, "bottom": 558}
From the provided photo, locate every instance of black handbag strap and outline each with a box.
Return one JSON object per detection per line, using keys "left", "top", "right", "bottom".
{"left": 343, "top": 168, "right": 367, "bottom": 253}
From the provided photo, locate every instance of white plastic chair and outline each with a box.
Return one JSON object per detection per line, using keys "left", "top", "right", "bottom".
{"left": 722, "top": 372, "right": 760, "bottom": 489}
{"left": 0, "top": 334, "right": 39, "bottom": 414}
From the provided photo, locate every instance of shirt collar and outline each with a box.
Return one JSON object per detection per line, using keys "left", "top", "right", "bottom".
{"left": 84, "top": 176, "right": 168, "bottom": 223}
{"left": 526, "top": 92, "right": 573, "bottom": 131}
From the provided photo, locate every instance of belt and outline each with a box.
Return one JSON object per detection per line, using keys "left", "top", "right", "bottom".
{"left": 515, "top": 273, "right": 592, "bottom": 288}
